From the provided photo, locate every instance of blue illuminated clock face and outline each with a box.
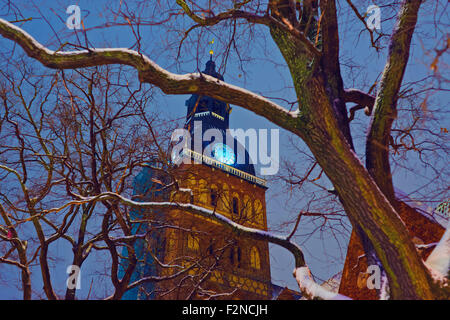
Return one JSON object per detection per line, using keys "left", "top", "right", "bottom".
{"left": 213, "top": 143, "right": 235, "bottom": 165}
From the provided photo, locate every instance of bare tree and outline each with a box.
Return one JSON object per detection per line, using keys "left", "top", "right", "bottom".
{"left": 0, "top": 0, "right": 448, "bottom": 299}
{"left": 0, "top": 60, "right": 213, "bottom": 299}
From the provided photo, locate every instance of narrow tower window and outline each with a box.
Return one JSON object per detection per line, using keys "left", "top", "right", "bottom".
{"left": 198, "top": 179, "right": 208, "bottom": 204}
{"left": 229, "top": 246, "right": 242, "bottom": 268}
{"left": 253, "top": 199, "right": 263, "bottom": 225}
{"left": 243, "top": 195, "right": 252, "bottom": 220}
{"left": 237, "top": 247, "right": 242, "bottom": 268}
{"left": 250, "top": 246, "right": 261, "bottom": 270}
{"left": 232, "top": 197, "right": 239, "bottom": 215}
{"left": 207, "top": 239, "right": 214, "bottom": 256}
{"left": 210, "top": 186, "right": 218, "bottom": 207}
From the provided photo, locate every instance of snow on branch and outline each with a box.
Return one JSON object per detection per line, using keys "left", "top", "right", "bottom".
{"left": 294, "top": 267, "right": 352, "bottom": 300}
{"left": 45, "top": 191, "right": 306, "bottom": 266}
{"left": 0, "top": 18, "right": 298, "bottom": 132}
{"left": 425, "top": 220, "right": 450, "bottom": 282}
{"left": 44, "top": 191, "right": 351, "bottom": 299}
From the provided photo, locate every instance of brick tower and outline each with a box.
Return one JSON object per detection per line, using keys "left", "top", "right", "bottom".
{"left": 122, "top": 59, "right": 272, "bottom": 300}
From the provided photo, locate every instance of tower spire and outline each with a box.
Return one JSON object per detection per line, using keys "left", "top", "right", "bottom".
{"left": 208, "top": 38, "right": 214, "bottom": 62}
{"left": 185, "top": 58, "right": 229, "bottom": 133}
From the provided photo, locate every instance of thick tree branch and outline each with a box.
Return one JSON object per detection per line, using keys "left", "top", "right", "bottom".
{"left": 175, "top": 0, "right": 320, "bottom": 57}
{"left": 269, "top": 0, "right": 299, "bottom": 29}
{"left": 176, "top": 0, "right": 268, "bottom": 26}
{"left": 45, "top": 192, "right": 306, "bottom": 267}
{"left": 366, "top": 0, "right": 422, "bottom": 202}
{"left": 315, "top": 0, "right": 354, "bottom": 149}
{"left": 0, "top": 18, "right": 300, "bottom": 134}
{"left": 268, "top": 1, "right": 321, "bottom": 56}
{"left": 319, "top": 0, "right": 340, "bottom": 75}
{"left": 344, "top": 89, "right": 376, "bottom": 107}
{"left": 344, "top": 89, "right": 376, "bottom": 121}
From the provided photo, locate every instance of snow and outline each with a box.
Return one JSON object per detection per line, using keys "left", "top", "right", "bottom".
{"left": 178, "top": 188, "right": 193, "bottom": 195}
{"left": 425, "top": 220, "right": 450, "bottom": 280}
{"left": 293, "top": 266, "right": 352, "bottom": 300}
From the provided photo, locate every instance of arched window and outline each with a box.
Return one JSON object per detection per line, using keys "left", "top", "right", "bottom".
{"left": 221, "top": 183, "right": 229, "bottom": 211}
{"left": 198, "top": 179, "right": 208, "bottom": 204}
{"left": 253, "top": 199, "right": 263, "bottom": 225}
{"left": 210, "top": 185, "right": 218, "bottom": 207}
{"left": 168, "top": 230, "right": 177, "bottom": 249}
{"left": 152, "top": 232, "right": 166, "bottom": 258}
{"left": 187, "top": 176, "right": 196, "bottom": 187}
{"left": 187, "top": 176, "right": 196, "bottom": 203}
{"left": 187, "top": 233, "right": 199, "bottom": 251}
{"left": 250, "top": 246, "right": 261, "bottom": 270}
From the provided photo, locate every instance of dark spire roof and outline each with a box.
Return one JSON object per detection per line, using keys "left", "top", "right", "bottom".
{"left": 184, "top": 59, "right": 256, "bottom": 177}
{"left": 203, "top": 59, "right": 224, "bottom": 81}
{"left": 185, "top": 59, "right": 229, "bottom": 132}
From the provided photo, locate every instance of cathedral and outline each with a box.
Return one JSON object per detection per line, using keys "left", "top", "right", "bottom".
{"left": 119, "top": 59, "right": 299, "bottom": 300}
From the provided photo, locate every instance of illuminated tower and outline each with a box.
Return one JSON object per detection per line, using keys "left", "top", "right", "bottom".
{"left": 123, "top": 59, "right": 272, "bottom": 300}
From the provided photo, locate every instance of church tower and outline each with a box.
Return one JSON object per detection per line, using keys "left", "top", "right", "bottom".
{"left": 123, "top": 59, "right": 272, "bottom": 300}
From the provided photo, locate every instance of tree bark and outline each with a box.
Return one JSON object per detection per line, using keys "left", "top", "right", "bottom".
{"left": 366, "top": 0, "right": 422, "bottom": 203}
{"left": 269, "top": 24, "right": 435, "bottom": 299}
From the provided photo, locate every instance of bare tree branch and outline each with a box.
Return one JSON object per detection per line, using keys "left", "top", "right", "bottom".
{"left": 0, "top": 18, "right": 299, "bottom": 133}
{"left": 44, "top": 190, "right": 354, "bottom": 300}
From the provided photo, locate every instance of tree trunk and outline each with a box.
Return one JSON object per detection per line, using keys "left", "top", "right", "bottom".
{"left": 269, "top": 26, "right": 436, "bottom": 299}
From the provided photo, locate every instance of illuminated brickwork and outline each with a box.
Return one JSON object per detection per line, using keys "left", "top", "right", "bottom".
{"left": 151, "top": 163, "right": 273, "bottom": 300}
{"left": 126, "top": 58, "right": 296, "bottom": 300}
{"left": 339, "top": 200, "right": 445, "bottom": 300}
